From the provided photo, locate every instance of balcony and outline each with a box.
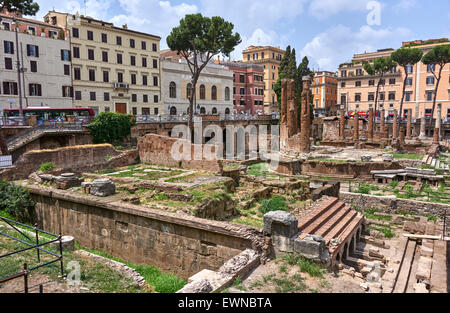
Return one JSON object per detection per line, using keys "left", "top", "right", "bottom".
{"left": 113, "top": 82, "right": 130, "bottom": 90}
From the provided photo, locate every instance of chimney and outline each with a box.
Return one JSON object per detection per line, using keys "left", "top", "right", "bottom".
{"left": 122, "top": 24, "right": 128, "bottom": 29}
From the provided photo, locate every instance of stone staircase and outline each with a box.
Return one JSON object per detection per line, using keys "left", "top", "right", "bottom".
{"left": 298, "top": 197, "right": 364, "bottom": 255}
{"left": 421, "top": 154, "right": 449, "bottom": 172}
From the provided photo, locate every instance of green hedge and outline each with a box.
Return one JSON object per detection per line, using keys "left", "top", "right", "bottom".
{"left": 0, "top": 180, "right": 34, "bottom": 222}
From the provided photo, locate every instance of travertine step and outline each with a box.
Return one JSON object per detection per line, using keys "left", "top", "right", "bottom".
{"left": 300, "top": 202, "right": 347, "bottom": 235}
{"left": 430, "top": 240, "right": 448, "bottom": 293}
{"left": 315, "top": 205, "right": 353, "bottom": 238}
{"left": 392, "top": 239, "right": 416, "bottom": 293}
{"left": 324, "top": 210, "right": 358, "bottom": 244}
{"left": 298, "top": 197, "right": 339, "bottom": 231}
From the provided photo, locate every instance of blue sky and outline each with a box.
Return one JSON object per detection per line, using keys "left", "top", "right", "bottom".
{"left": 32, "top": 0, "right": 450, "bottom": 71}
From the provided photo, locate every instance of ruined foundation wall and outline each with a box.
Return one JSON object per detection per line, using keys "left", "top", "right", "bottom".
{"left": 138, "top": 134, "right": 222, "bottom": 172}
{"left": 301, "top": 161, "right": 402, "bottom": 178}
{"left": 26, "top": 184, "right": 260, "bottom": 279}
{"left": 340, "top": 192, "right": 450, "bottom": 217}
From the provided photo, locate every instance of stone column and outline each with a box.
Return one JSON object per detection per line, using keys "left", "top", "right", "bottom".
{"left": 435, "top": 103, "right": 441, "bottom": 142}
{"left": 392, "top": 110, "right": 398, "bottom": 139}
{"left": 368, "top": 108, "right": 374, "bottom": 141}
{"left": 419, "top": 115, "right": 426, "bottom": 139}
{"left": 380, "top": 109, "right": 386, "bottom": 138}
{"left": 406, "top": 109, "right": 412, "bottom": 139}
{"left": 399, "top": 126, "right": 405, "bottom": 144}
{"left": 281, "top": 79, "right": 287, "bottom": 125}
{"left": 353, "top": 116, "right": 359, "bottom": 142}
{"left": 339, "top": 110, "right": 345, "bottom": 140}
{"left": 300, "top": 76, "right": 311, "bottom": 153}
{"left": 433, "top": 128, "right": 439, "bottom": 144}
{"left": 287, "top": 80, "right": 297, "bottom": 136}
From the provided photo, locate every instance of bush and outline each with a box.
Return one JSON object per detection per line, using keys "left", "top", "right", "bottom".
{"left": 87, "top": 112, "right": 135, "bottom": 145}
{"left": 259, "top": 196, "right": 288, "bottom": 214}
{"left": 40, "top": 162, "right": 54, "bottom": 172}
{"left": 0, "top": 180, "right": 34, "bottom": 222}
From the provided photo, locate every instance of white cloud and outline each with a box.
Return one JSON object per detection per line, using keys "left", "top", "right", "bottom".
{"left": 301, "top": 24, "right": 413, "bottom": 71}
{"left": 393, "top": 0, "right": 417, "bottom": 11}
{"left": 230, "top": 28, "right": 277, "bottom": 60}
{"left": 308, "top": 0, "right": 372, "bottom": 19}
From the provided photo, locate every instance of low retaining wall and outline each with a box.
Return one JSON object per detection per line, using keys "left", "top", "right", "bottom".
{"left": 24, "top": 183, "right": 265, "bottom": 279}
{"left": 302, "top": 160, "right": 402, "bottom": 178}
{"left": 0, "top": 144, "right": 138, "bottom": 180}
{"left": 340, "top": 192, "right": 450, "bottom": 217}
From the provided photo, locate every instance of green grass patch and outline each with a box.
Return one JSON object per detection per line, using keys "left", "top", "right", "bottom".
{"left": 392, "top": 153, "right": 423, "bottom": 160}
{"left": 259, "top": 195, "right": 288, "bottom": 214}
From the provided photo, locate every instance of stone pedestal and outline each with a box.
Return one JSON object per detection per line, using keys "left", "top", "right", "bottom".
{"left": 85, "top": 178, "right": 116, "bottom": 197}
{"left": 54, "top": 173, "right": 82, "bottom": 190}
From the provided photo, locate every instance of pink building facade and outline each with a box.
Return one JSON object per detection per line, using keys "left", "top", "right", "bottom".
{"left": 222, "top": 62, "right": 265, "bottom": 115}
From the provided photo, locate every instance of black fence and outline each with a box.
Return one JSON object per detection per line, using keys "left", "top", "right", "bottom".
{"left": 0, "top": 216, "right": 64, "bottom": 293}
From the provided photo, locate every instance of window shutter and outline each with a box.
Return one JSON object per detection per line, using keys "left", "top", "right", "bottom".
{"left": 38, "top": 84, "right": 42, "bottom": 96}
{"left": 35, "top": 46, "right": 39, "bottom": 57}
{"left": 27, "top": 45, "right": 30, "bottom": 56}
{"left": 29, "top": 84, "right": 32, "bottom": 96}
{"left": 13, "top": 82, "right": 18, "bottom": 95}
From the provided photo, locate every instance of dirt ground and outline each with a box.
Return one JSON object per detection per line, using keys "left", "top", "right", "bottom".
{"left": 0, "top": 273, "right": 82, "bottom": 293}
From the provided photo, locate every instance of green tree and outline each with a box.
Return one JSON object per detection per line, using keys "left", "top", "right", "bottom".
{"left": 166, "top": 14, "right": 241, "bottom": 130}
{"left": 421, "top": 44, "right": 450, "bottom": 132}
{"left": 363, "top": 57, "right": 397, "bottom": 127}
{"left": 391, "top": 48, "right": 423, "bottom": 136}
{"left": 0, "top": 0, "right": 39, "bottom": 15}
{"left": 87, "top": 112, "right": 135, "bottom": 145}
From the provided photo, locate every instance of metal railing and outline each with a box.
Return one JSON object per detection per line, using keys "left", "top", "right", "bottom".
{"left": 0, "top": 216, "right": 64, "bottom": 293}
{"left": 135, "top": 113, "right": 280, "bottom": 124}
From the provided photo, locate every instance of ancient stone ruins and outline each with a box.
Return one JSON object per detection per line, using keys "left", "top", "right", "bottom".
{"left": 0, "top": 77, "right": 448, "bottom": 295}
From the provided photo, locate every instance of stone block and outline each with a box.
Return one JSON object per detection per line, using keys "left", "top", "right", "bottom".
{"left": 416, "top": 256, "right": 432, "bottom": 281}
{"left": 90, "top": 178, "right": 116, "bottom": 197}
{"left": 420, "top": 245, "right": 433, "bottom": 258}
{"left": 382, "top": 154, "right": 394, "bottom": 162}
{"left": 413, "top": 283, "right": 429, "bottom": 293}
{"left": 51, "top": 235, "right": 75, "bottom": 251}
{"left": 263, "top": 211, "right": 298, "bottom": 237}
{"left": 293, "top": 235, "right": 326, "bottom": 260}
{"left": 361, "top": 155, "right": 372, "bottom": 162}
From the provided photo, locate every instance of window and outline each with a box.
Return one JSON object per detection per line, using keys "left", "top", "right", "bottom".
{"left": 73, "top": 46, "right": 80, "bottom": 58}
{"left": 379, "top": 79, "right": 385, "bottom": 85}
{"left": 405, "top": 91, "right": 412, "bottom": 102}
{"left": 426, "top": 76, "right": 435, "bottom": 85}
{"left": 239, "top": 75, "right": 245, "bottom": 83}
{"left": 27, "top": 45, "right": 39, "bottom": 57}
{"left": 62, "top": 86, "right": 73, "bottom": 98}
{"left": 29, "top": 84, "right": 42, "bottom": 96}
{"left": 116, "top": 36, "right": 122, "bottom": 46}
{"left": 132, "top": 107, "right": 137, "bottom": 115}
{"left": 406, "top": 64, "right": 413, "bottom": 74}
{"left": 368, "top": 93, "right": 374, "bottom": 101}
{"left": 132, "top": 94, "right": 137, "bottom": 102}
{"left": 88, "top": 49, "right": 94, "bottom": 60}
{"left": 101, "top": 33, "right": 107, "bottom": 43}
{"left": 3, "top": 82, "right": 17, "bottom": 95}
{"left": 200, "top": 85, "right": 206, "bottom": 99}
{"left": 406, "top": 77, "right": 413, "bottom": 86}
{"left": 90, "top": 91, "right": 96, "bottom": 101}
{"left": 141, "top": 41, "right": 146, "bottom": 50}
{"left": 30, "top": 60, "right": 37, "bottom": 73}
{"left": 211, "top": 86, "right": 217, "bottom": 100}
{"left": 142, "top": 57, "right": 147, "bottom": 67}
{"left": 4, "top": 41, "right": 14, "bottom": 54}
{"left": 187, "top": 83, "right": 193, "bottom": 98}
{"left": 61, "top": 49, "right": 71, "bottom": 61}
{"left": 379, "top": 92, "right": 385, "bottom": 101}
{"left": 103, "top": 71, "right": 109, "bottom": 83}
{"left": 74, "top": 68, "right": 81, "bottom": 80}
{"left": 388, "top": 92, "right": 395, "bottom": 101}
{"left": 118, "top": 72, "right": 123, "bottom": 83}
{"left": 427, "top": 64, "right": 435, "bottom": 72}
{"left": 356, "top": 68, "right": 363, "bottom": 76}
{"left": 153, "top": 76, "right": 158, "bottom": 86}
{"left": 341, "top": 70, "right": 347, "bottom": 78}
{"left": 143, "top": 95, "right": 148, "bottom": 103}
{"left": 169, "top": 82, "right": 176, "bottom": 98}
{"left": 75, "top": 91, "right": 82, "bottom": 100}
{"left": 130, "top": 55, "right": 136, "bottom": 66}
{"left": 87, "top": 30, "right": 94, "bottom": 41}
{"left": 389, "top": 78, "right": 396, "bottom": 85}
{"left": 4, "top": 57, "right": 13, "bottom": 70}
{"left": 225, "top": 87, "right": 230, "bottom": 101}
{"left": 240, "top": 88, "right": 245, "bottom": 95}
{"left": 355, "top": 94, "right": 361, "bottom": 102}
{"left": 89, "top": 69, "right": 95, "bottom": 82}
{"left": 64, "top": 64, "right": 70, "bottom": 75}
{"left": 154, "top": 107, "right": 159, "bottom": 115}
{"left": 341, "top": 82, "right": 346, "bottom": 88}
{"left": 153, "top": 59, "right": 158, "bottom": 69}
{"left": 102, "top": 51, "right": 108, "bottom": 62}
{"left": 355, "top": 81, "right": 361, "bottom": 87}
{"left": 369, "top": 80, "right": 375, "bottom": 86}
{"left": 117, "top": 53, "right": 123, "bottom": 64}
{"left": 154, "top": 95, "right": 158, "bottom": 103}
{"left": 104, "top": 92, "right": 110, "bottom": 101}
{"left": 105, "top": 107, "right": 110, "bottom": 112}
{"left": 142, "top": 75, "right": 147, "bottom": 86}
{"left": 152, "top": 43, "right": 157, "bottom": 51}
{"left": 130, "top": 39, "right": 135, "bottom": 48}
{"left": 426, "top": 90, "right": 433, "bottom": 101}
{"left": 72, "top": 28, "right": 79, "bottom": 38}
{"left": 131, "top": 73, "right": 137, "bottom": 85}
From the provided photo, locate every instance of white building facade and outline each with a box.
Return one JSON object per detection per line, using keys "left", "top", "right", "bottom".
{"left": 161, "top": 59, "right": 234, "bottom": 116}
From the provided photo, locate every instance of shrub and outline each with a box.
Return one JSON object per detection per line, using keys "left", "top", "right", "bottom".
{"left": 87, "top": 112, "right": 135, "bottom": 145}
{"left": 390, "top": 180, "right": 399, "bottom": 188}
{"left": 259, "top": 195, "right": 288, "bottom": 214}
{"left": 0, "top": 180, "right": 34, "bottom": 222}
{"left": 40, "top": 162, "right": 54, "bottom": 172}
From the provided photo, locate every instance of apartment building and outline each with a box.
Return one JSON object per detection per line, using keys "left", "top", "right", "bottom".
{"left": 0, "top": 11, "right": 73, "bottom": 110}
{"left": 44, "top": 11, "right": 162, "bottom": 116}
{"left": 241, "top": 46, "right": 285, "bottom": 114}
{"left": 311, "top": 71, "right": 338, "bottom": 117}
{"left": 337, "top": 39, "right": 450, "bottom": 120}
{"left": 161, "top": 50, "right": 233, "bottom": 116}
{"left": 220, "top": 61, "right": 265, "bottom": 115}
